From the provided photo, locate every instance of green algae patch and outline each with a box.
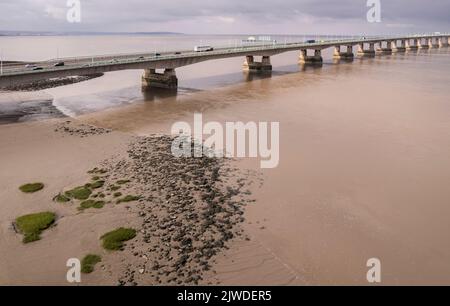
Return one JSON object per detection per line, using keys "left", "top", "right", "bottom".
{"left": 79, "top": 200, "right": 105, "bottom": 211}
{"left": 110, "top": 185, "right": 121, "bottom": 191}
{"left": 116, "top": 195, "right": 141, "bottom": 204}
{"left": 15, "top": 212, "right": 56, "bottom": 243}
{"left": 19, "top": 183, "right": 44, "bottom": 193}
{"left": 116, "top": 180, "right": 131, "bottom": 185}
{"left": 101, "top": 228, "right": 136, "bottom": 250}
{"left": 65, "top": 186, "right": 92, "bottom": 200}
{"left": 81, "top": 254, "right": 102, "bottom": 274}
{"left": 91, "top": 180, "right": 105, "bottom": 189}
{"left": 53, "top": 193, "right": 71, "bottom": 203}
{"left": 88, "top": 168, "right": 107, "bottom": 175}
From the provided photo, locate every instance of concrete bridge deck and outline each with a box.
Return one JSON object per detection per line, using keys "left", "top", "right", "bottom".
{"left": 0, "top": 33, "right": 448, "bottom": 89}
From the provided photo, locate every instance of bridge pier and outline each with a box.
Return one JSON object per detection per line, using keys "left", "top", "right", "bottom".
{"left": 433, "top": 37, "right": 441, "bottom": 48}
{"left": 406, "top": 39, "right": 418, "bottom": 50}
{"left": 142, "top": 68, "right": 178, "bottom": 90}
{"left": 243, "top": 56, "right": 273, "bottom": 72}
{"left": 418, "top": 38, "right": 429, "bottom": 49}
{"left": 357, "top": 43, "right": 376, "bottom": 57}
{"left": 299, "top": 49, "right": 323, "bottom": 64}
{"left": 441, "top": 37, "right": 450, "bottom": 47}
{"left": 376, "top": 41, "right": 393, "bottom": 54}
{"left": 333, "top": 45, "right": 354, "bottom": 60}
{"left": 428, "top": 38, "right": 435, "bottom": 48}
{"left": 392, "top": 40, "right": 406, "bottom": 53}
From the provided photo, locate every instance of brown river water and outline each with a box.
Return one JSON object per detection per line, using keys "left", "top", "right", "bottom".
{"left": 1, "top": 35, "right": 450, "bottom": 284}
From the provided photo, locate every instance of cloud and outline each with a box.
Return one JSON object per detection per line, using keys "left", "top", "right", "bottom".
{"left": 0, "top": 0, "right": 449, "bottom": 34}
{"left": 215, "top": 16, "right": 236, "bottom": 24}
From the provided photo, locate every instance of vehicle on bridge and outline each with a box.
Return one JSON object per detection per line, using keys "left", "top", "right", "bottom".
{"left": 306, "top": 39, "right": 316, "bottom": 44}
{"left": 242, "top": 36, "right": 277, "bottom": 45}
{"left": 54, "top": 62, "right": 65, "bottom": 67}
{"left": 194, "top": 46, "right": 214, "bottom": 52}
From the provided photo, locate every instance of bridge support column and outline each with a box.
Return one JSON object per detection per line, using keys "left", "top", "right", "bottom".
{"left": 333, "top": 45, "right": 354, "bottom": 60}
{"left": 418, "top": 38, "right": 429, "bottom": 49}
{"left": 392, "top": 40, "right": 406, "bottom": 53}
{"left": 406, "top": 39, "right": 418, "bottom": 50}
{"left": 243, "top": 55, "right": 272, "bottom": 72}
{"left": 142, "top": 68, "right": 178, "bottom": 90}
{"left": 441, "top": 37, "right": 450, "bottom": 47}
{"left": 430, "top": 37, "right": 438, "bottom": 48}
{"left": 376, "top": 41, "right": 393, "bottom": 54}
{"left": 299, "top": 49, "right": 323, "bottom": 64}
{"left": 428, "top": 38, "right": 434, "bottom": 48}
{"left": 357, "top": 43, "right": 375, "bottom": 57}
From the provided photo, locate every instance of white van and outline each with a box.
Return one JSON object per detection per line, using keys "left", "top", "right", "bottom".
{"left": 194, "top": 46, "right": 214, "bottom": 52}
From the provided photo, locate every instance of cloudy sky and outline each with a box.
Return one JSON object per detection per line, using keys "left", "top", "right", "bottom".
{"left": 1, "top": 0, "right": 449, "bottom": 35}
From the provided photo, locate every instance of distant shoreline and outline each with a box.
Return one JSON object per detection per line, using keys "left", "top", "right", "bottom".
{"left": 0, "top": 31, "right": 185, "bottom": 37}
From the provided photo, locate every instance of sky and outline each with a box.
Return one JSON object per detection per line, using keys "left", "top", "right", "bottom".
{"left": 0, "top": 0, "right": 449, "bottom": 35}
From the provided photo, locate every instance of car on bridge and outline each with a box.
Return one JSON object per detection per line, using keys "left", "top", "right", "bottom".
{"left": 25, "top": 64, "right": 37, "bottom": 69}
{"left": 306, "top": 40, "right": 316, "bottom": 44}
{"left": 32, "top": 67, "right": 43, "bottom": 71}
{"left": 54, "top": 62, "right": 65, "bottom": 67}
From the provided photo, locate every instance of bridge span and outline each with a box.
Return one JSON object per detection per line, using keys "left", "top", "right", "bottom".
{"left": 0, "top": 34, "right": 448, "bottom": 90}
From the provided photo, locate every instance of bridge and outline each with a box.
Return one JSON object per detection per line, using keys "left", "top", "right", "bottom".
{"left": 0, "top": 33, "right": 448, "bottom": 90}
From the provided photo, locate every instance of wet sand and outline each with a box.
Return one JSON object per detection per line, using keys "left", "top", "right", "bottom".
{"left": 0, "top": 120, "right": 133, "bottom": 284}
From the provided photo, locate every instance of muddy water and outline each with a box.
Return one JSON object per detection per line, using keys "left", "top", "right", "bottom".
{"left": 1, "top": 35, "right": 450, "bottom": 284}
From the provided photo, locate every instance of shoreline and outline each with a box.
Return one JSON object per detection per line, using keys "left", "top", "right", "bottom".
{"left": 2, "top": 73, "right": 104, "bottom": 92}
